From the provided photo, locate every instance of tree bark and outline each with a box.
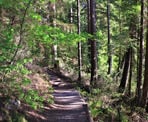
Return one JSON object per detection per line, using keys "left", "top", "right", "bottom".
{"left": 128, "top": 48, "right": 133, "bottom": 96}
{"left": 107, "top": 0, "right": 112, "bottom": 75}
{"left": 69, "top": 5, "right": 73, "bottom": 24}
{"left": 87, "top": 0, "right": 91, "bottom": 73}
{"left": 117, "top": 1, "right": 122, "bottom": 78}
{"left": 48, "top": 1, "right": 58, "bottom": 69}
{"left": 119, "top": 47, "right": 131, "bottom": 93}
{"left": 90, "top": 0, "right": 98, "bottom": 85}
{"left": 137, "top": 0, "right": 144, "bottom": 104}
{"left": 141, "top": 0, "right": 148, "bottom": 107}
{"left": 77, "top": 0, "right": 82, "bottom": 81}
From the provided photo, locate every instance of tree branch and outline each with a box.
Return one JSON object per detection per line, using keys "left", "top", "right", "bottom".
{"left": 10, "top": 0, "right": 32, "bottom": 65}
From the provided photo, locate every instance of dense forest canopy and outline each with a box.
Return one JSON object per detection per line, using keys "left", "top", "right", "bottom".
{"left": 0, "top": 0, "right": 148, "bottom": 121}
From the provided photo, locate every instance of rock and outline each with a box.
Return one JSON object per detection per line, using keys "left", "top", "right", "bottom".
{"left": 6, "top": 99, "right": 21, "bottom": 110}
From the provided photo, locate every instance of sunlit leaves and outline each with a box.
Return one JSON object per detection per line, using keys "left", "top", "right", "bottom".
{"left": 49, "top": 0, "right": 56, "bottom": 2}
{"left": 22, "top": 78, "right": 31, "bottom": 86}
{"left": 28, "top": 22, "right": 89, "bottom": 47}
{"left": 63, "top": 0, "right": 75, "bottom": 4}
{"left": 0, "top": 29, "right": 16, "bottom": 66}
{"left": 20, "top": 89, "right": 43, "bottom": 109}
{"left": 29, "top": 12, "right": 42, "bottom": 21}
{"left": 96, "top": 31, "right": 103, "bottom": 40}
{"left": 89, "top": 100, "right": 103, "bottom": 118}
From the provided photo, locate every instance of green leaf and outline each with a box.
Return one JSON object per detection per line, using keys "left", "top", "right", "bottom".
{"left": 30, "top": 102, "right": 38, "bottom": 109}
{"left": 19, "top": 93, "right": 25, "bottom": 99}
{"left": 22, "top": 78, "right": 31, "bottom": 86}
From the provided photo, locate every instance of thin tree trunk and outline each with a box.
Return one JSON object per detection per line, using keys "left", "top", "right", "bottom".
{"left": 69, "top": 5, "right": 73, "bottom": 33}
{"left": 137, "top": 0, "right": 144, "bottom": 104}
{"left": 53, "top": 2, "right": 58, "bottom": 68}
{"left": 87, "top": 0, "right": 91, "bottom": 34}
{"left": 128, "top": 48, "right": 133, "bottom": 96}
{"left": 87, "top": 0, "right": 91, "bottom": 73}
{"left": 77, "top": 0, "right": 82, "bottom": 81}
{"left": 107, "top": 0, "right": 112, "bottom": 75}
{"left": 117, "top": 0, "right": 122, "bottom": 72}
{"left": 10, "top": 0, "right": 32, "bottom": 65}
{"left": 50, "top": 2, "right": 58, "bottom": 69}
{"left": 70, "top": 6, "right": 73, "bottom": 24}
{"left": 90, "top": 0, "right": 98, "bottom": 85}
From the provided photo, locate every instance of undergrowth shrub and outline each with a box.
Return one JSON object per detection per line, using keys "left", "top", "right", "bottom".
{"left": 0, "top": 58, "right": 53, "bottom": 121}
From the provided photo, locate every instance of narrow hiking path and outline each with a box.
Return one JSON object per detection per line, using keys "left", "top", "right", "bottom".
{"left": 20, "top": 68, "right": 92, "bottom": 122}
{"left": 46, "top": 69, "right": 92, "bottom": 122}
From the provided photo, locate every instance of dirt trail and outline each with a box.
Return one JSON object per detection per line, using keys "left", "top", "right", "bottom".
{"left": 25, "top": 69, "right": 92, "bottom": 122}
{"left": 46, "top": 70, "right": 92, "bottom": 122}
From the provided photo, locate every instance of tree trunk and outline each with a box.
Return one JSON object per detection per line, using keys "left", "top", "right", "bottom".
{"left": 90, "top": 0, "right": 98, "bottom": 85}
{"left": 87, "top": 0, "right": 91, "bottom": 73}
{"left": 141, "top": 0, "right": 148, "bottom": 107}
{"left": 70, "top": 5, "right": 73, "bottom": 24}
{"left": 119, "top": 0, "right": 138, "bottom": 93}
{"left": 49, "top": 1, "right": 58, "bottom": 69}
{"left": 117, "top": 1, "right": 122, "bottom": 79}
{"left": 137, "top": 0, "right": 144, "bottom": 104}
{"left": 87, "top": 0, "right": 91, "bottom": 34}
{"left": 128, "top": 48, "right": 133, "bottom": 96}
{"left": 77, "top": 0, "right": 82, "bottom": 82}
{"left": 119, "top": 47, "right": 131, "bottom": 93}
{"left": 107, "top": 0, "right": 112, "bottom": 75}
{"left": 10, "top": 0, "right": 32, "bottom": 65}
{"left": 69, "top": 5, "right": 73, "bottom": 32}
{"left": 116, "top": 54, "right": 125, "bottom": 82}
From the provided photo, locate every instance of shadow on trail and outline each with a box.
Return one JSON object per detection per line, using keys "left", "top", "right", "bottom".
{"left": 25, "top": 68, "right": 92, "bottom": 122}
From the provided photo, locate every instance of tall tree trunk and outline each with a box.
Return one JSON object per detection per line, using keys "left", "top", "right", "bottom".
{"left": 77, "top": 0, "right": 82, "bottom": 82}
{"left": 70, "top": 5, "right": 73, "bottom": 24}
{"left": 107, "top": 0, "right": 112, "bottom": 75}
{"left": 141, "top": 0, "right": 148, "bottom": 107}
{"left": 87, "top": 0, "right": 91, "bottom": 73}
{"left": 51, "top": 2, "right": 58, "bottom": 69}
{"left": 69, "top": 5, "right": 73, "bottom": 32}
{"left": 87, "top": 0, "right": 91, "bottom": 34}
{"left": 90, "top": 0, "right": 98, "bottom": 85}
{"left": 53, "top": 2, "right": 58, "bottom": 69}
{"left": 137, "top": 0, "right": 144, "bottom": 104}
{"left": 119, "top": 47, "right": 131, "bottom": 93}
{"left": 117, "top": 2, "right": 123, "bottom": 81}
